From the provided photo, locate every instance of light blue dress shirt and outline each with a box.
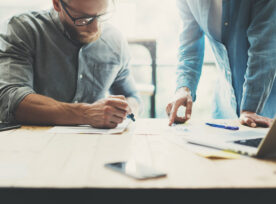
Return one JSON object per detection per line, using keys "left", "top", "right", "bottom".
{"left": 0, "top": 9, "right": 139, "bottom": 122}
{"left": 177, "top": 0, "right": 276, "bottom": 119}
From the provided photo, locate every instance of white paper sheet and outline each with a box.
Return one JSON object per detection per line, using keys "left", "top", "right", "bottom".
{"left": 172, "top": 122, "right": 268, "bottom": 141}
{"left": 48, "top": 119, "right": 131, "bottom": 134}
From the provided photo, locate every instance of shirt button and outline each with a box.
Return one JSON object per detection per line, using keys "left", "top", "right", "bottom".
{"left": 79, "top": 74, "right": 83, "bottom": 79}
{"left": 224, "top": 22, "right": 229, "bottom": 26}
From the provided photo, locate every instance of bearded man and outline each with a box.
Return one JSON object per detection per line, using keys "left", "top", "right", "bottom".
{"left": 0, "top": 0, "right": 140, "bottom": 128}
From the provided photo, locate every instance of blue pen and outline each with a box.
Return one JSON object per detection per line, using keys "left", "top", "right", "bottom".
{"left": 205, "top": 122, "right": 239, "bottom": 131}
{"left": 127, "top": 113, "right": 136, "bottom": 122}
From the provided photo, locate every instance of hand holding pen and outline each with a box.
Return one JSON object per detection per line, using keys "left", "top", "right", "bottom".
{"left": 109, "top": 95, "right": 136, "bottom": 122}
{"left": 82, "top": 95, "right": 131, "bottom": 129}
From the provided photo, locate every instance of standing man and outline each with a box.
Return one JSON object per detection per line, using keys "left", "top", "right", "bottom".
{"left": 0, "top": 0, "right": 141, "bottom": 129}
{"left": 167, "top": 0, "right": 275, "bottom": 127}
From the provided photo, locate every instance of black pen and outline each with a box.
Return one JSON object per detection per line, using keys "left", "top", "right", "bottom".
{"left": 127, "top": 113, "right": 136, "bottom": 122}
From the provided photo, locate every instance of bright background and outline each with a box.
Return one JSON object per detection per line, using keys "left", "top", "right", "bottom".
{"left": 0, "top": 0, "right": 218, "bottom": 120}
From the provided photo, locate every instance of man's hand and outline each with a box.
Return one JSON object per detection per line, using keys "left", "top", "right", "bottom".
{"left": 82, "top": 95, "right": 131, "bottom": 129}
{"left": 240, "top": 111, "right": 273, "bottom": 128}
{"left": 166, "top": 87, "right": 193, "bottom": 126}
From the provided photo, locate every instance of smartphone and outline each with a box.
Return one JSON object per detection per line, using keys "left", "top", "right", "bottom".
{"left": 0, "top": 123, "right": 21, "bottom": 132}
{"left": 105, "top": 161, "right": 167, "bottom": 180}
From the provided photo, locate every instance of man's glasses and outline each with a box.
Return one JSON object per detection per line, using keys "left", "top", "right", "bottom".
{"left": 60, "top": 0, "right": 113, "bottom": 26}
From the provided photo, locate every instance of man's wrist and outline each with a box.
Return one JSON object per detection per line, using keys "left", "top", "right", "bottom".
{"left": 73, "top": 103, "right": 91, "bottom": 125}
{"left": 57, "top": 102, "right": 88, "bottom": 125}
{"left": 175, "top": 87, "right": 191, "bottom": 98}
{"left": 240, "top": 110, "right": 255, "bottom": 115}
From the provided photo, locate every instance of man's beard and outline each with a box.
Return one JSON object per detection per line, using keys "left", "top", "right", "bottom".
{"left": 62, "top": 20, "right": 101, "bottom": 44}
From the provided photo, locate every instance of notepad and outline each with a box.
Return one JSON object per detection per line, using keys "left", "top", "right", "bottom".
{"left": 48, "top": 119, "right": 130, "bottom": 134}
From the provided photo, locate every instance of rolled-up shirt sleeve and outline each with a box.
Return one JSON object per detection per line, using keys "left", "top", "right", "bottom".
{"left": 176, "top": 0, "right": 205, "bottom": 101}
{"left": 0, "top": 17, "right": 35, "bottom": 122}
{"left": 241, "top": 0, "right": 276, "bottom": 114}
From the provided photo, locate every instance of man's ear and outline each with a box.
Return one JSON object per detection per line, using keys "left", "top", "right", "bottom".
{"left": 52, "top": 0, "right": 62, "bottom": 12}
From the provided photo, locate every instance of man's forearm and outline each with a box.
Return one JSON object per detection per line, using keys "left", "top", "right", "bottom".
{"left": 15, "top": 94, "right": 85, "bottom": 125}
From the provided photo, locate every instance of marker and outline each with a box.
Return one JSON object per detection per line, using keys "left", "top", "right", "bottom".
{"left": 127, "top": 113, "right": 136, "bottom": 122}
{"left": 205, "top": 122, "right": 239, "bottom": 131}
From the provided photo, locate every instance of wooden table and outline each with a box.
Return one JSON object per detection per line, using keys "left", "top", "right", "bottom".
{"left": 0, "top": 119, "right": 275, "bottom": 204}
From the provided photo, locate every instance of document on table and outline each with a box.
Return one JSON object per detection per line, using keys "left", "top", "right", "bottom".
{"left": 166, "top": 122, "right": 269, "bottom": 159}
{"left": 171, "top": 122, "right": 268, "bottom": 141}
{"left": 48, "top": 119, "right": 131, "bottom": 134}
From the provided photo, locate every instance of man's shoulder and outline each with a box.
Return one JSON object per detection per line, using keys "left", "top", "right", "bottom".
{"left": 1, "top": 10, "right": 52, "bottom": 33}
{"left": 6, "top": 10, "right": 50, "bottom": 25}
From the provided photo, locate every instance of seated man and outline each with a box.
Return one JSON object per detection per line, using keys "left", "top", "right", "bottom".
{"left": 0, "top": 0, "right": 140, "bottom": 129}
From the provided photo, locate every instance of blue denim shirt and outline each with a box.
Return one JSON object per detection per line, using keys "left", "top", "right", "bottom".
{"left": 177, "top": 0, "right": 276, "bottom": 119}
{"left": 0, "top": 9, "right": 139, "bottom": 122}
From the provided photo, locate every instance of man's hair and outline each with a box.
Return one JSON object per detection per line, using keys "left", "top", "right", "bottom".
{"left": 62, "top": 0, "right": 116, "bottom": 12}
{"left": 62, "top": 0, "right": 116, "bottom": 11}
{"left": 63, "top": 0, "right": 115, "bottom": 3}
